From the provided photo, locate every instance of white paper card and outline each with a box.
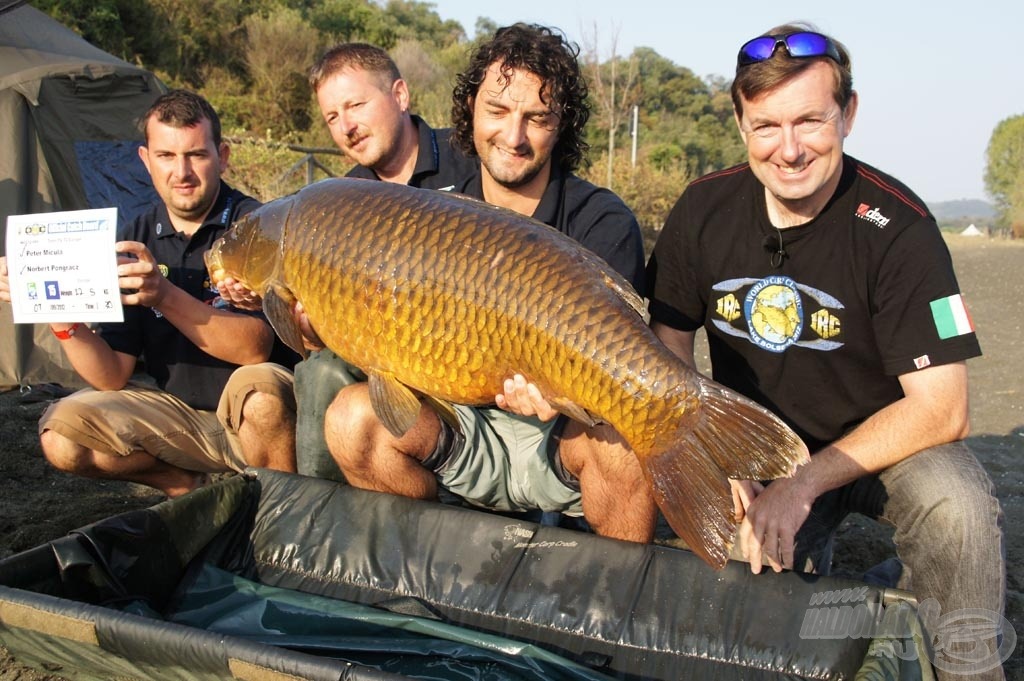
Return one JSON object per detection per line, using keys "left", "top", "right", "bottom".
{"left": 5, "top": 208, "right": 123, "bottom": 324}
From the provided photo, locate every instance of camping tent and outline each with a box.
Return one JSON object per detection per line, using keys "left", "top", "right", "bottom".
{"left": 0, "top": 0, "right": 166, "bottom": 390}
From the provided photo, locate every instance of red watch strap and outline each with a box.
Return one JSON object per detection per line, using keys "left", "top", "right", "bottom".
{"left": 52, "top": 323, "right": 82, "bottom": 340}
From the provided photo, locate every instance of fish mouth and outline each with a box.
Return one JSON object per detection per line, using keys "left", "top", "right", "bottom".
{"left": 204, "top": 247, "right": 227, "bottom": 286}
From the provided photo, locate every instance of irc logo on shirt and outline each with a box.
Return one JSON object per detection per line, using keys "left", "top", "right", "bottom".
{"left": 712, "top": 275, "right": 844, "bottom": 353}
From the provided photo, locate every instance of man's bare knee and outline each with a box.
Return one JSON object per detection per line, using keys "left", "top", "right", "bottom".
{"left": 235, "top": 390, "right": 297, "bottom": 472}
{"left": 325, "top": 384, "right": 378, "bottom": 464}
{"left": 39, "top": 429, "right": 88, "bottom": 473}
{"left": 240, "top": 391, "right": 295, "bottom": 428}
{"left": 561, "top": 423, "right": 656, "bottom": 543}
{"left": 326, "top": 383, "right": 376, "bottom": 427}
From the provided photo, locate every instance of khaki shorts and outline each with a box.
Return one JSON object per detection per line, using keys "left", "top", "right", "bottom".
{"left": 433, "top": 407, "right": 584, "bottom": 515}
{"left": 39, "top": 363, "right": 295, "bottom": 473}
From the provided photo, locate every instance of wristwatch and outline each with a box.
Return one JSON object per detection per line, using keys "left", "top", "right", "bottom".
{"left": 51, "top": 323, "right": 82, "bottom": 340}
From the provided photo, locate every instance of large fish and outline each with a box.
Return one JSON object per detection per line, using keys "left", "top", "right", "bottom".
{"left": 206, "top": 178, "right": 808, "bottom": 568}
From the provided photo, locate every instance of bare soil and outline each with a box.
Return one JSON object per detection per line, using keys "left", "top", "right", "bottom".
{"left": 1, "top": 234, "right": 1022, "bottom": 680}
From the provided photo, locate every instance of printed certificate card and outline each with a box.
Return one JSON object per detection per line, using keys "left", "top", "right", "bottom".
{"left": 6, "top": 208, "right": 123, "bottom": 324}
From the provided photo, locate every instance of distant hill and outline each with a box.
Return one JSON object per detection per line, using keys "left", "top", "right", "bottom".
{"left": 928, "top": 199, "right": 995, "bottom": 221}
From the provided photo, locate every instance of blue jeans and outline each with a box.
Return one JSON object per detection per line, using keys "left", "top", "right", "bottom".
{"left": 792, "top": 441, "right": 1006, "bottom": 681}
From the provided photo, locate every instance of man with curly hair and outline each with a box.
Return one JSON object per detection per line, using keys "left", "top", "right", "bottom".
{"left": 323, "top": 24, "right": 653, "bottom": 541}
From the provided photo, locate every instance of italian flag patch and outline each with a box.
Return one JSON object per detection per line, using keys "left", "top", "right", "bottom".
{"left": 930, "top": 294, "right": 975, "bottom": 339}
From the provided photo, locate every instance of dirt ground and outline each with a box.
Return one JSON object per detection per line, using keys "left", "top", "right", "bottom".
{"left": 0, "top": 234, "right": 1021, "bottom": 680}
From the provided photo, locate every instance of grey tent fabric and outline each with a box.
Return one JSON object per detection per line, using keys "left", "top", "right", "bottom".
{"left": 0, "top": 0, "right": 165, "bottom": 390}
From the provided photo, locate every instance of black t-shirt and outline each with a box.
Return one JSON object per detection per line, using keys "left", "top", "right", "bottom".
{"left": 100, "top": 182, "right": 279, "bottom": 410}
{"left": 345, "top": 115, "right": 478, "bottom": 191}
{"left": 454, "top": 167, "right": 646, "bottom": 293}
{"left": 647, "top": 156, "right": 981, "bottom": 450}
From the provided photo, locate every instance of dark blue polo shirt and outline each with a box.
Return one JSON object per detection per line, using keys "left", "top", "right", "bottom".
{"left": 454, "top": 167, "right": 646, "bottom": 293}
{"left": 100, "top": 182, "right": 277, "bottom": 410}
{"left": 345, "top": 115, "right": 478, "bottom": 191}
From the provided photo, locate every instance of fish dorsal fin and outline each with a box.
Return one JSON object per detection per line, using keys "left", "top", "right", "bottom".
{"left": 262, "top": 282, "right": 308, "bottom": 360}
{"left": 368, "top": 370, "right": 422, "bottom": 438}
{"left": 549, "top": 397, "right": 601, "bottom": 427}
{"left": 602, "top": 274, "right": 645, "bottom": 318}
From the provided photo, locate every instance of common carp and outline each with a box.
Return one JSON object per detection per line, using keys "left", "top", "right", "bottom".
{"left": 206, "top": 178, "right": 808, "bottom": 568}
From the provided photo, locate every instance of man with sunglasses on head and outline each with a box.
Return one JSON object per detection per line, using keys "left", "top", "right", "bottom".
{"left": 647, "top": 24, "right": 1005, "bottom": 679}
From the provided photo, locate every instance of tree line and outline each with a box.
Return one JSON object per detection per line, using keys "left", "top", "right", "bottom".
{"left": 36, "top": 0, "right": 1021, "bottom": 238}
{"left": 985, "top": 116, "right": 1024, "bottom": 238}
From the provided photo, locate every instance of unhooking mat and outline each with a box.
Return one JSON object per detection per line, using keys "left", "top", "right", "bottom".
{"left": 0, "top": 469, "right": 928, "bottom": 680}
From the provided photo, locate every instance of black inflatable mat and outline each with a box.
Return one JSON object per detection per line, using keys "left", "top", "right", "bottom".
{"left": 0, "top": 469, "right": 927, "bottom": 680}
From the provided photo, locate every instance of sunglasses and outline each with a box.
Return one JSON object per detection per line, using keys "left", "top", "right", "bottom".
{"left": 737, "top": 31, "right": 841, "bottom": 68}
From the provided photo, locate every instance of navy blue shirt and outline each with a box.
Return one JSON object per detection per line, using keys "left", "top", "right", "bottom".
{"left": 345, "top": 115, "right": 478, "bottom": 191}
{"left": 101, "top": 182, "right": 290, "bottom": 410}
{"left": 454, "top": 167, "right": 646, "bottom": 293}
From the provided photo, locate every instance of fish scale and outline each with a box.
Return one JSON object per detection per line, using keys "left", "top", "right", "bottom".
{"left": 206, "top": 177, "right": 809, "bottom": 569}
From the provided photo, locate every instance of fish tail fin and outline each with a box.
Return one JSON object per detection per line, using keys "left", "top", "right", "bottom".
{"left": 642, "top": 443, "right": 734, "bottom": 569}
{"left": 693, "top": 376, "right": 809, "bottom": 481}
{"left": 641, "top": 376, "right": 809, "bottom": 569}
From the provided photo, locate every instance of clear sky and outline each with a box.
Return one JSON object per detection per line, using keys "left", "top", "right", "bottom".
{"left": 429, "top": 0, "right": 1023, "bottom": 204}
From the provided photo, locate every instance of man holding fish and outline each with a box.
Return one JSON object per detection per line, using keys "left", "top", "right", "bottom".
{"left": 322, "top": 24, "right": 658, "bottom": 540}
{"left": 647, "top": 23, "right": 1005, "bottom": 679}
{"left": 205, "top": 24, "right": 807, "bottom": 565}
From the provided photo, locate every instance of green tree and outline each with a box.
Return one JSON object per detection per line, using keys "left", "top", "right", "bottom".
{"left": 242, "top": 7, "right": 321, "bottom": 133}
{"left": 632, "top": 50, "right": 744, "bottom": 179}
{"left": 472, "top": 18, "right": 500, "bottom": 42}
{"left": 308, "top": 0, "right": 397, "bottom": 47}
{"left": 984, "top": 114, "right": 1024, "bottom": 237}
{"left": 31, "top": 0, "right": 123, "bottom": 52}
{"left": 391, "top": 39, "right": 457, "bottom": 127}
{"left": 635, "top": 47, "right": 707, "bottom": 116}
{"left": 145, "top": 0, "right": 254, "bottom": 86}
{"left": 384, "top": 0, "right": 465, "bottom": 47}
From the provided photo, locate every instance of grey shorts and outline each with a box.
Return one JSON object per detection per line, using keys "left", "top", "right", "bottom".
{"left": 428, "top": 406, "right": 583, "bottom": 516}
{"left": 39, "top": 363, "right": 295, "bottom": 473}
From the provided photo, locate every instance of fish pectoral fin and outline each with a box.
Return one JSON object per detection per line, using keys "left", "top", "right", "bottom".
{"left": 421, "top": 395, "right": 463, "bottom": 434}
{"left": 263, "top": 282, "right": 308, "bottom": 359}
{"left": 549, "top": 398, "right": 600, "bottom": 427}
{"left": 368, "top": 370, "right": 422, "bottom": 438}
